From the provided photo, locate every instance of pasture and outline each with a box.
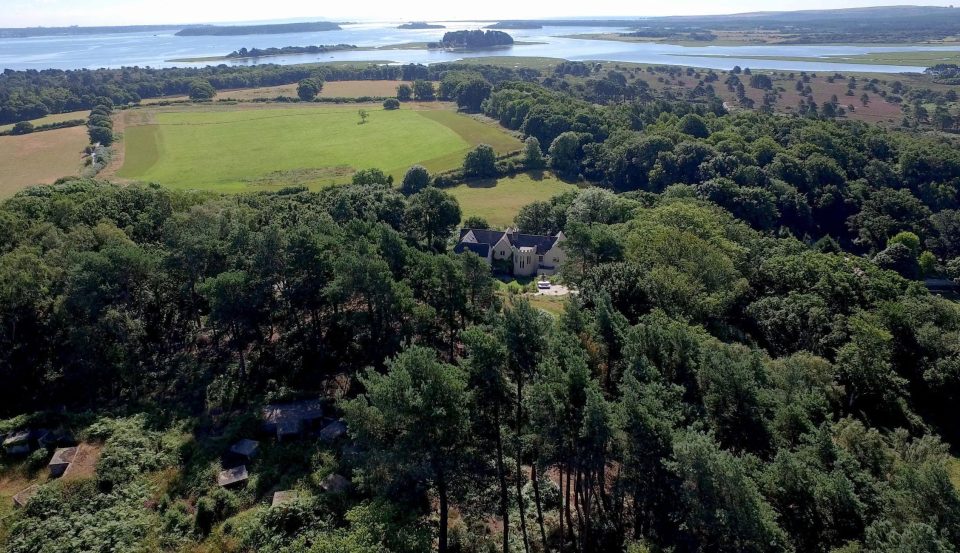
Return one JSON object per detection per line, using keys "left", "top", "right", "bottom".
{"left": 0, "top": 110, "right": 89, "bottom": 133}
{"left": 0, "top": 126, "right": 88, "bottom": 198}
{"left": 115, "top": 102, "right": 522, "bottom": 192}
{"left": 447, "top": 171, "right": 578, "bottom": 227}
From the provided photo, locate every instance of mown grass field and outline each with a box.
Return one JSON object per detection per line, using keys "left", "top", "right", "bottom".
{"left": 0, "top": 126, "right": 88, "bottom": 198}
{"left": 0, "top": 110, "right": 89, "bottom": 133}
{"left": 447, "top": 171, "right": 578, "bottom": 227}
{"left": 116, "top": 102, "right": 522, "bottom": 192}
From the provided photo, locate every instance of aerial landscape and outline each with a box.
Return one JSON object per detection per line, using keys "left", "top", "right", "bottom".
{"left": 1, "top": 1, "right": 960, "bottom": 552}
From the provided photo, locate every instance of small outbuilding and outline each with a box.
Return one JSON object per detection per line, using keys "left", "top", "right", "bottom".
{"left": 262, "top": 399, "right": 325, "bottom": 440}
{"left": 48, "top": 447, "right": 78, "bottom": 477}
{"left": 217, "top": 465, "right": 249, "bottom": 488}
{"left": 271, "top": 490, "right": 298, "bottom": 507}
{"left": 319, "top": 420, "right": 347, "bottom": 442}
{"left": 12, "top": 484, "right": 40, "bottom": 508}
{"left": 62, "top": 444, "right": 100, "bottom": 480}
{"left": 3, "top": 430, "right": 32, "bottom": 455}
{"left": 319, "top": 473, "right": 352, "bottom": 495}
{"left": 229, "top": 439, "right": 260, "bottom": 460}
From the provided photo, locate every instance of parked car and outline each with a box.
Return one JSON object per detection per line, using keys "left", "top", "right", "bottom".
{"left": 537, "top": 280, "right": 551, "bottom": 290}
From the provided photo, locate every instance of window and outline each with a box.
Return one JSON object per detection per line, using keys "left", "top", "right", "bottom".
{"left": 539, "top": 255, "right": 543, "bottom": 263}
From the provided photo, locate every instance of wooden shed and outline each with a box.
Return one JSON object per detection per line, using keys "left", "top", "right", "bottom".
{"left": 319, "top": 473, "right": 352, "bottom": 495}
{"left": 217, "top": 465, "right": 249, "bottom": 488}
{"left": 262, "top": 399, "right": 324, "bottom": 440}
{"left": 12, "top": 484, "right": 40, "bottom": 508}
{"left": 271, "top": 490, "right": 299, "bottom": 507}
{"left": 319, "top": 420, "right": 347, "bottom": 442}
{"left": 229, "top": 439, "right": 260, "bottom": 460}
{"left": 48, "top": 446, "right": 78, "bottom": 477}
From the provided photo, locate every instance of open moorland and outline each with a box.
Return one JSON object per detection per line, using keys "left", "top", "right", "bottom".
{"left": 0, "top": 126, "right": 88, "bottom": 197}
{"left": 113, "top": 102, "right": 522, "bottom": 192}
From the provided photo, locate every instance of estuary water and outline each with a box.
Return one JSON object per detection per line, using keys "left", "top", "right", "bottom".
{"left": 1, "top": 20, "right": 956, "bottom": 73}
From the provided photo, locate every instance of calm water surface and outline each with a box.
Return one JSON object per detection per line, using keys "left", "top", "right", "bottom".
{"left": 1, "top": 21, "right": 956, "bottom": 73}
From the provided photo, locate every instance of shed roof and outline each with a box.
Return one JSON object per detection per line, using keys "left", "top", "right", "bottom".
{"left": 319, "top": 420, "right": 347, "bottom": 442}
{"left": 229, "top": 439, "right": 260, "bottom": 458}
{"left": 271, "top": 490, "right": 299, "bottom": 507}
{"left": 3, "top": 430, "right": 30, "bottom": 446}
{"left": 319, "top": 473, "right": 352, "bottom": 494}
{"left": 62, "top": 444, "right": 100, "bottom": 480}
{"left": 12, "top": 484, "right": 40, "bottom": 508}
{"left": 49, "top": 447, "right": 78, "bottom": 467}
{"left": 217, "top": 465, "right": 249, "bottom": 487}
{"left": 263, "top": 399, "right": 324, "bottom": 436}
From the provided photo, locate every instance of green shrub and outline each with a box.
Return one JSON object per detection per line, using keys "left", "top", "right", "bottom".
{"left": 11, "top": 121, "right": 34, "bottom": 135}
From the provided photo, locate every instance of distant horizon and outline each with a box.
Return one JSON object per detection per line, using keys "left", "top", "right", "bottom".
{"left": 2, "top": 1, "right": 957, "bottom": 29}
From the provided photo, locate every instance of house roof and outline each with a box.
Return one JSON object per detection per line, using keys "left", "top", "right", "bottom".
{"left": 457, "top": 228, "right": 560, "bottom": 256}
{"left": 454, "top": 242, "right": 490, "bottom": 258}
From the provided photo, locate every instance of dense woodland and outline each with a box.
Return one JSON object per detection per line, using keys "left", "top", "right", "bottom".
{"left": 2, "top": 66, "right": 960, "bottom": 553}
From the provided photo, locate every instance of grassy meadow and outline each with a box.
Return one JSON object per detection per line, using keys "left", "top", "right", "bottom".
{"left": 116, "top": 103, "right": 522, "bottom": 192}
{"left": 447, "top": 171, "right": 578, "bottom": 227}
{"left": 0, "top": 110, "right": 89, "bottom": 133}
{"left": 0, "top": 126, "right": 88, "bottom": 198}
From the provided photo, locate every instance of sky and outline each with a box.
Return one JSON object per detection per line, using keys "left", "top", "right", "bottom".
{"left": 3, "top": 0, "right": 959, "bottom": 27}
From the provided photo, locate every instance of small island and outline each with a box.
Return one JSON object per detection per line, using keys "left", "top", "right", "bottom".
{"left": 427, "top": 30, "right": 514, "bottom": 49}
{"left": 397, "top": 22, "right": 446, "bottom": 30}
{"left": 175, "top": 21, "right": 341, "bottom": 36}
{"left": 167, "top": 44, "right": 358, "bottom": 63}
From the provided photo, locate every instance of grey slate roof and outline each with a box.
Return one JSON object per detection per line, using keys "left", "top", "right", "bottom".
{"left": 3, "top": 430, "right": 30, "bottom": 447}
{"left": 456, "top": 228, "right": 559, "bottom": 255}
{"left": 12, "top": 484, "right": 39, "bottom": 508}
{"left": 319, "top": 473, "right": 352, "bottom": 494}
{"left": 229, "top": 439, "right": 260, "bottom": 459}
{"left": 217, "top": 465, "right": 249, "bottom": 487}
{"left": 453, "top": 242, "right": 490, "bottom": 257}
{"left": 49, "top": 447, "right": 78, "bottom": 467}
{"left": 319, "top": 420, "right": 347, "bottom": 442}
{"left": 271, "top": 490, "right": 299, "bottom": 507}
{"left": 262, "top": 399, "right": 324, "bottom": 437}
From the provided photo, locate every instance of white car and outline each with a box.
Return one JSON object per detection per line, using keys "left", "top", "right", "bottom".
{"left": 537, "top": 281, "right": 551, "bottom": 290}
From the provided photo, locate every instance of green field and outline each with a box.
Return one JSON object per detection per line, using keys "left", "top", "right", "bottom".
{"left": 117, "top": 104, "right": 522, "bottom": 192}
{"left": 0, "top": 110, "right": 89, "bottom": 133}
{"left": 447, "top": 171, "right": 579, "bottom": 227}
